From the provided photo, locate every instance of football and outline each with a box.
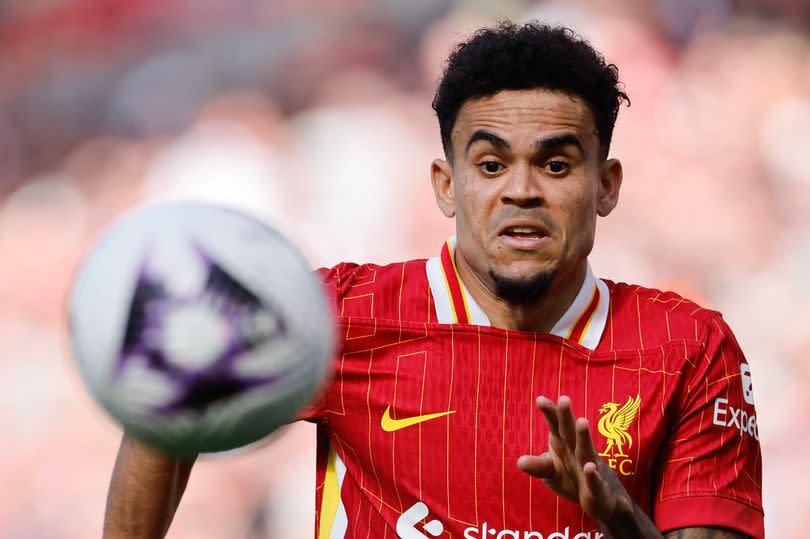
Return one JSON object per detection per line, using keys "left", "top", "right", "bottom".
{"left": 69, "top": 202, "right": 334, "bottom": 457}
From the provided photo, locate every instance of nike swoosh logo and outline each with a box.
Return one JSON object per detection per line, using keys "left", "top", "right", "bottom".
{"left": 381, "top": 405, "right": 456, "bottom": 432}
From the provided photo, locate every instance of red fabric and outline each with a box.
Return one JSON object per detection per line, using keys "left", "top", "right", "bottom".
{"left": 567, "top": 284, "right": 599, "bottom": 343}
{"left": 439, "top": 241, "right": 469, "bottom": 324}
{"left": 307, "top": 262, "right": 763, "bottom": 538}
{"left": 655, "top": 495, "right": 764, "bottom": 538}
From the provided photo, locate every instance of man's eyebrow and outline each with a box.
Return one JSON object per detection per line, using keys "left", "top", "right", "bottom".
{"left": 465, "top": 130, "right": 510, "bottom": 154}
{"left": 535, "top": 134, "right": 585, "bottom": 154}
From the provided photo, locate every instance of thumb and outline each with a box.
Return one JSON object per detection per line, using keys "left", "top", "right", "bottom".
{"left": 517, "top": 453, "right": 556, "bottom": 478}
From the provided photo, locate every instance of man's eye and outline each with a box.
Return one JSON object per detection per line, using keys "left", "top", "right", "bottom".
{"left": 480, "top": 161, "right": 503, "bottom": 174}
{"left": 546, "top": 161, "right": 569, "bottom": 174}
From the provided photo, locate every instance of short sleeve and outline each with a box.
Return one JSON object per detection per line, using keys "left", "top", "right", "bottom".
{"left": 295, "top": 265, "right": 350, "bottom": 423}
{"left": 653, "top": 314, "right": 764, "bottom": 538}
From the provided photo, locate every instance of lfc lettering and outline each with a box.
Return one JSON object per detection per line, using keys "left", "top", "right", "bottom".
{"left": 605, "top": 457, "right": 634, "bottom": 476}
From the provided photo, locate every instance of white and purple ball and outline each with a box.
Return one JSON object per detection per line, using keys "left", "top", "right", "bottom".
{"left": 69, "top": 203, "right": 334, "bottom": 457}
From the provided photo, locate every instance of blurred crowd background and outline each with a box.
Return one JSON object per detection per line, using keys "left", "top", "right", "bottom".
{"left": 1, "top": 0, "right": 809, "bottom": 537}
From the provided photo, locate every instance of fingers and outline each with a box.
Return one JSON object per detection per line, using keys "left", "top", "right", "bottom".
{"left": 556, "top": 396, "right": 577, "bottom": 449}
{"left": 529, "top": 396, "right": 624, "bottom": 521}
{"left": 582, "top": 461, "right": 606, "bottom": 500}
{"left": 535, "top": 395, "right": 599, "bottom": 470}
{"left": 536, "top": 395, "right": 580, "bottom": 451}
{"left": 517, "top": 453, "right": 555, "bottom": 478}
{"left": 574, "top": 417, "right": 598, "bottom": 464}
{"left": 536, "top": 396, "right": 559, "bottom": 434}
{"left": 536, "top": 396, "right": 567, "bottom": 455}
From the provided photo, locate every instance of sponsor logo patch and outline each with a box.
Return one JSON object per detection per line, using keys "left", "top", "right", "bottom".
{"left": 740, "top": 363, "right": 755, "bottom": 405}
{"left": 396, "top": 502, "right": 444, "bottom": 538}
{"left": 381, "top": 406, "right": 456, "bottom": 432}
{"left": 396, "top": 503, "right": 605, "bottom": 539}
{"left": 713, "top": 397, "right": 759, "bottom": 440}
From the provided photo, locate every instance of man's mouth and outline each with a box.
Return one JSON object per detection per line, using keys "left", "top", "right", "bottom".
{"left": 501, "top": 226, "right": 547, "bottom": 240}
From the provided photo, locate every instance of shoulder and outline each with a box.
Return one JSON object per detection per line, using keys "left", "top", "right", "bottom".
{"left": 318, "top": 259, "right": 431, "bottom": 321}
{"left": 603, "top": 280, "right": 729, "bottom": 350}
{"left": 317, "top": 261, "right": 381, "bottom": 293}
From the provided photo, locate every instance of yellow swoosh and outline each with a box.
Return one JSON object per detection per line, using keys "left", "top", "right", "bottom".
{"left": 381, "top": 405, "right": 456, "bottom": 432}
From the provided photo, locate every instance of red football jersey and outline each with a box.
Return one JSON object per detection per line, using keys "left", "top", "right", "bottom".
{"left": 305, "top": 239, "right": 763, "bottom": 539}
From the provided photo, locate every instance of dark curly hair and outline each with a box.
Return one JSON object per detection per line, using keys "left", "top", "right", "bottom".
{"left": 432, "top": 21, "right": 629, "bottom": 160}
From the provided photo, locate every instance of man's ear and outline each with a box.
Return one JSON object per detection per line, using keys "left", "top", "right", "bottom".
{"left": 431, "top": 158, "right": 456, "bottom": 218}
{"left": 597, "top": 158, "right": 622, "bottom": 217}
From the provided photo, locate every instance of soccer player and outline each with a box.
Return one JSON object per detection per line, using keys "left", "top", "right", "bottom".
{"left": 103, "top": 22, "right": 763, "bottom": 539}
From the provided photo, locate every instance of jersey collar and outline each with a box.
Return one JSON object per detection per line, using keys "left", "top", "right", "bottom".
{"left": 425, "top": 236, "right": 609, "bottom": 350}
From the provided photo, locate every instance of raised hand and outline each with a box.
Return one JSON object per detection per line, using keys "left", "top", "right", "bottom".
{"left": 516, "top": 395, "right": 635, "bottom": 524}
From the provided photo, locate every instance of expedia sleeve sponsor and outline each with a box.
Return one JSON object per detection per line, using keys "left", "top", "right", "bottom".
{"left": 652, "top": 315, "right": 764, "bottom": 539}
{"left": 712, "top": 396, "right": 758, "bottom": 440}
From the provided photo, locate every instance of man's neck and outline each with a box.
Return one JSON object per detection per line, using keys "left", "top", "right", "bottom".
{"left": 454, "top": 253, "right": 587, "bottom": 333}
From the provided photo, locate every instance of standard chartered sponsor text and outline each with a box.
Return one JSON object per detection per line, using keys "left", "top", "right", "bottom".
{"left": 463, "top": 523, "right": 603, "bottom": 539}
{"left": 397, "top": 502, "right": 605, "bottom": 539}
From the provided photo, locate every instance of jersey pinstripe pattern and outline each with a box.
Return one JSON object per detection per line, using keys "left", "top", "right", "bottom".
{"left": 304, "top": 243, "right": 763, "bottom": 538}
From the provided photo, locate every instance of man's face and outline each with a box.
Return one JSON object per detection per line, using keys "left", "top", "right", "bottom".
{"left": 431, "top": 89, "right": 621, "bottom": 302}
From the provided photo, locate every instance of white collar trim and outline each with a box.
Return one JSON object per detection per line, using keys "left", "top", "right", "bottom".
{"left": 425, "top": 237, "right": 609, "bottom": 350}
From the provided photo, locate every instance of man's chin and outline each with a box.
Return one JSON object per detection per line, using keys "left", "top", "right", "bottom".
{"left": 489, "top": 269, "right": 557, "bottom": 306}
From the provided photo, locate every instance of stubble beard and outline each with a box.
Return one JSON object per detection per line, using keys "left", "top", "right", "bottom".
{"left": 489, "top": 268, "right": 558, "bottom": 306}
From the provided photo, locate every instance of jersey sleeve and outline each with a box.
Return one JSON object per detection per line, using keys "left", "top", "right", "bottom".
{"left": 653, "top": 314, "right": 764, "bottom": 537}
{"left": 296, "top": 264, "right": 352, "bottom": 423}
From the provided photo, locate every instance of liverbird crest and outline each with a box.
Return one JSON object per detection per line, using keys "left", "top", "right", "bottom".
{"left": 597, "top": 394, "right": 641, "bottom": 458}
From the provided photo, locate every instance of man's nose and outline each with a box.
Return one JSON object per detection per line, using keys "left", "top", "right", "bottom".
{"left": 500, "top": 162, "right": 543, "bottom": 208}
